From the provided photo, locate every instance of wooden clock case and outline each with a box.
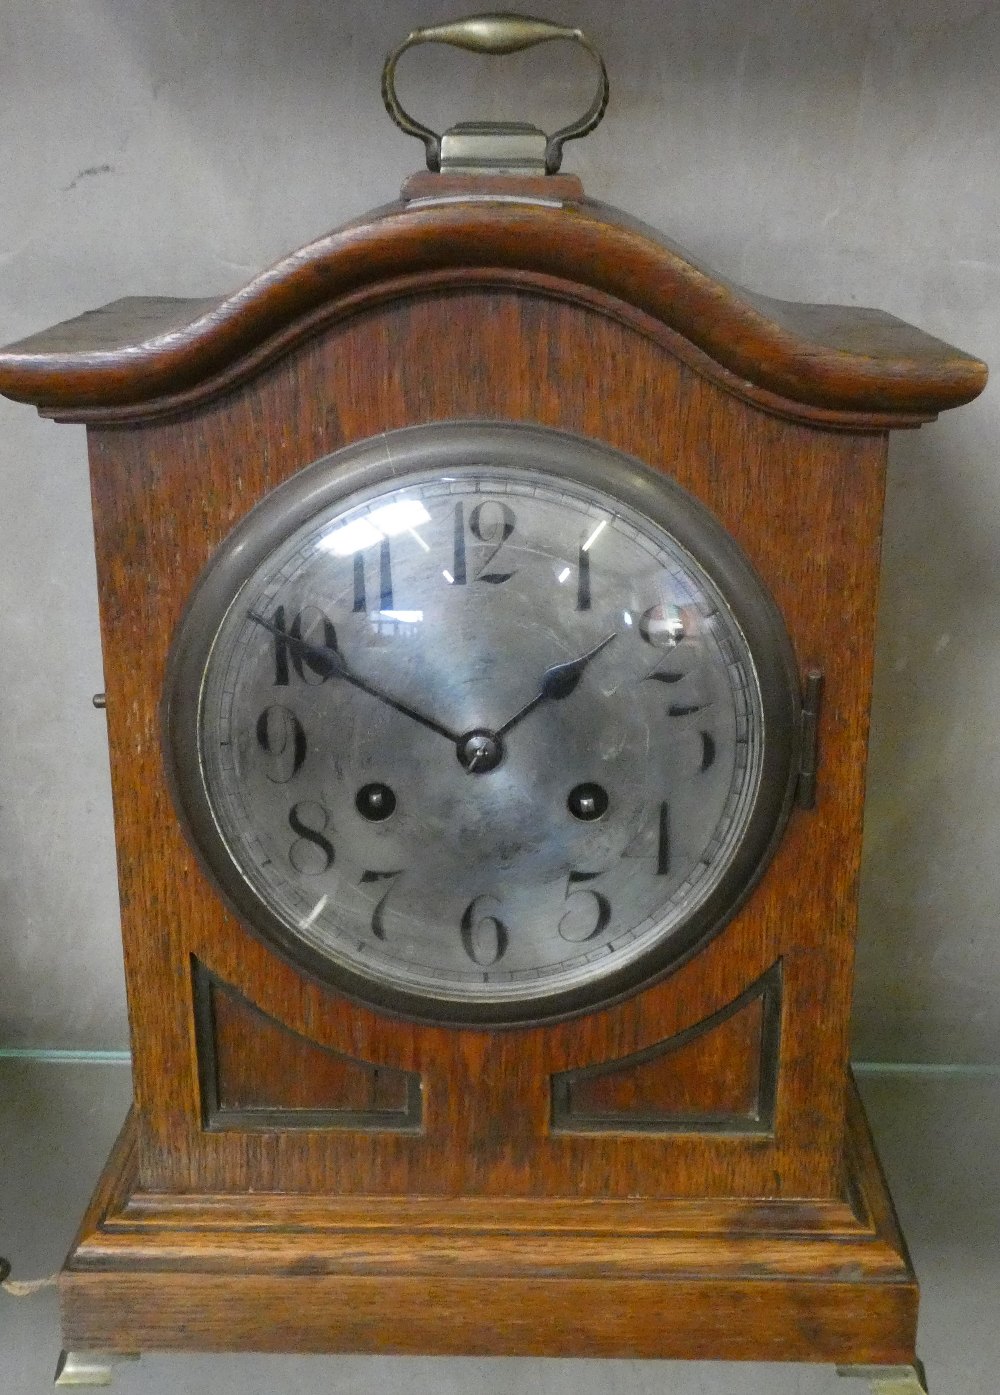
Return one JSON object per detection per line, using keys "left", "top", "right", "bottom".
{"left": 0, "top": 165, "right": 986, "bottom": 1383}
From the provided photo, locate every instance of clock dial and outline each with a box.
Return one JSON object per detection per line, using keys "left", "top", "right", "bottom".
{"left": 166, "top": 423, "right": 798, "bottom": 1024}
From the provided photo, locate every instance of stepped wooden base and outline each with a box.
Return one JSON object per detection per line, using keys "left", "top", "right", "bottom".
{"left": 59, "top": 1079, "right": 919, "bottom": 1375}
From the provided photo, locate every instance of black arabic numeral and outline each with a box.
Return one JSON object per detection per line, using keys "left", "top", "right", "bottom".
{"left": 452, "top": 501, "right": 468, "bottom": 584}
{"left": 576, "top": 543, "right": 591, "bottom": 611}
{"left": 360, "top": 869, "right": 405, "bottom": 941}
{"left": 468, "top": 500, "right": 516, "bottom": 583}
{"left": 272, "top": 605, "right": 290, "bottom": 685}
{"left": 622, "top": 800, "right": 670, "bottom": 876}
{"left": 558, "top": 872, "right": 611, "bottom": 942}
{"left": 641, "top": 662, "right": 711, "bottom": 716}
{"left": 379, "top": 538, "right": 393, "bottom": 610}
{"left": 255, "top": 704, "right": 307, "bottom": 783}
{"left": 656, "top": 801, "right": 670, "bottom": 876}
{"left": 270, "top": 606, "right": 339, "bottom": 684}
{"left": 352, "top": 555, "right": 366, "bottom": 613}
{"left": 699, "top": 730, "right": 716, "bottom": 771}
{"left": 352, "top": 538, "right": 394, "bottom": 613}
{"left": 287, "top": 800, "right": 335, "bottom": 875}
{"left": 460, "top": 895, "right": 509, "bottom": 966}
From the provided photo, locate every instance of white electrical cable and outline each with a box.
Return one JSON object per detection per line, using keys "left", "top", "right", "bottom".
{"left": 0, "top": 1258, "right": 58, "bottom": 1297}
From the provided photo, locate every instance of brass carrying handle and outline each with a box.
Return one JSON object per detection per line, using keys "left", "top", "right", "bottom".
{"left": 381, "top": 12, "right": 609, "bottom": 173}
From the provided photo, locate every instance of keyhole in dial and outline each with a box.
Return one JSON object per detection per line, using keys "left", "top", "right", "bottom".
{"left": 356, "top": 783, "right": 397, "bottom": 821}
{"left": 567, "top": 783, "right": 609, "bottom": 821}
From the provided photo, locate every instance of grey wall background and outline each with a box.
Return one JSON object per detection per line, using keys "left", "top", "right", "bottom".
{"left": 0, "top": 1, "right": 996, "bottom": 1062}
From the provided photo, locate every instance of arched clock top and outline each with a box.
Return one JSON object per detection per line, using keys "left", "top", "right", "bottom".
{"left": 0, "top": 179, "right": 987, "bottom": 425}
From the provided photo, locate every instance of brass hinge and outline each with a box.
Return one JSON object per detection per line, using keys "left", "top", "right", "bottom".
{"left": 796, "top": 668, "right": 824, "bottom": 809}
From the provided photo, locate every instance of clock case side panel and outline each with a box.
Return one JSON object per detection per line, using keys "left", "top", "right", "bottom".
{"left": 82, "top": 278, "right": 888, "bottom": 1202}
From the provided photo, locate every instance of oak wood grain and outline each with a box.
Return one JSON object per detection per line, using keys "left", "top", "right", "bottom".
{"left": 0, "top": 185, "right": 985, "bottom": 419}
{"left": 199, "top": 968, "right": 415, "bottom": 1120}
{"left": 59, "top": 1080, "right": 918, "bottom": 1364}
{"left": 559, "top": 988, "right": 766, "bottom": 1124}
{"left": 14, "top": 171, "right": 967, "bottom": 1367}
{"left": 61, "top": 1270, "right": 918, "bottom": 1362}
{"left": 79, "top": 281, "right": 888, "bottom": 1201}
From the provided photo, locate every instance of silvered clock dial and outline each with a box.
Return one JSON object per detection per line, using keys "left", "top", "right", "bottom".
{"left": 165, "top": 422, "right": 799, "bottom": 1024}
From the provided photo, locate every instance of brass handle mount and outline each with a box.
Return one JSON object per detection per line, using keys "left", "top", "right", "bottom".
{"left": 381, "top": 12, "right": 609, "bottom": 174}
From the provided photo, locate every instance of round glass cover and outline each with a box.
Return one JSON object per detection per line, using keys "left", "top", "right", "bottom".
{"left": 165, "top": 423, "right": 798, "bottom": 1025}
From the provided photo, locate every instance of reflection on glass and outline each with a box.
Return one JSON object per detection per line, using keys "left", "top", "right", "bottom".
{"left": 639, "top": 603, "right": 686, "bottom": 648}
{"left": 582, "top": 519, "right": 608, "bottom": 552}
{"left": 319, "top": 498, "right": 432, "bottom": 557}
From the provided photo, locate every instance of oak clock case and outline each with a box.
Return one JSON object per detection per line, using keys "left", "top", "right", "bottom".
{"left": 0, "top": 12, "right": 986, "bottom": 1393}
{"left": 165, "top": 422, "right": 800, "bottom": 1026}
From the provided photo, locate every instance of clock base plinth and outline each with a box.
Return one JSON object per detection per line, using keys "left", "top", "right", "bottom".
{"left": 59, "top": 1078, "right": 919, "bottom": 1375}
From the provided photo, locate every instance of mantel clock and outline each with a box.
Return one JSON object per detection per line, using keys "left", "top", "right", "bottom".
{"left": 0, "top": 16, "right": 986, "bottom": 1393}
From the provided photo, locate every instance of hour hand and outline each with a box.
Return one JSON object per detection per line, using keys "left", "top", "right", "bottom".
{"left": 539, "top": 633, "right": 617, "bottom": 700}
{"left": 247, "top": 610, "right": 461, "bottom": 743}
{"left": 498, "top": 633, "right": 617, "bottom": 737}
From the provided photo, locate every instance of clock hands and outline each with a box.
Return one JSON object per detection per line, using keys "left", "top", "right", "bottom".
{"left": 451, "top": 633, "right": 614, "bottom": 775}
{"left": 497, "top": 633, "right": 618, "bottom": 738}
{"left": 250, "top": 610, "right": 616, "bottom": 764}
{"left": 247, "top": 611, "right": 462, "bottom": 744}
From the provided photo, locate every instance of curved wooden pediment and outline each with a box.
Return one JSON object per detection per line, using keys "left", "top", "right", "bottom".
{"left": 0, "top": 175, "right": 986, "bottom": 425}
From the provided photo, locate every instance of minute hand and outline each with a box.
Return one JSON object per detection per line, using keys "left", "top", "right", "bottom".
{"left": 497, "top": 633, "right": 617, "bottom": 738}
{"left": 247, "top": 611, "right": 461, "bottom": 743}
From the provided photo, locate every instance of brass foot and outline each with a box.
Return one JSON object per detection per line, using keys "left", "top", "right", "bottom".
{"left": 54, "top": 1351, "right": 139, "bottom": 1387}
{"left": 837, "top": 1361, "right": 930, "bottom": 1395}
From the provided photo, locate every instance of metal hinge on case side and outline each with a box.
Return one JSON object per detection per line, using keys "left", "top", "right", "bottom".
{"left": 796, "top": 668, "right": 824, "bottom": 809}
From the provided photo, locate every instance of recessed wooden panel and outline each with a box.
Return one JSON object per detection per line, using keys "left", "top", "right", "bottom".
{"left": 552, "top": 963, "right": 780, "bottom": 1132}
{"left": 193, "top": 962, "right": 421, "bottom": 1132}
